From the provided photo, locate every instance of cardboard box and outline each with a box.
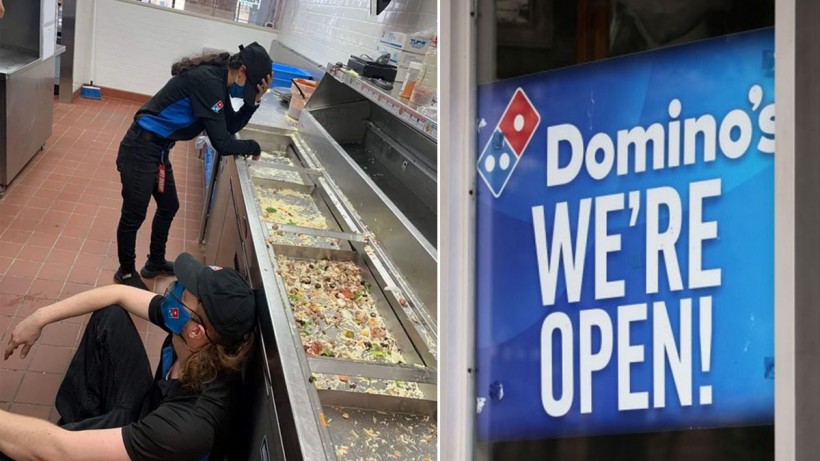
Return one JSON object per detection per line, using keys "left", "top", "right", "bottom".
{"left": 375, "top": 43, "right": 425, "bottom": 69}
{"left": 378, "top": 30, "right": 433, "bottom": 54}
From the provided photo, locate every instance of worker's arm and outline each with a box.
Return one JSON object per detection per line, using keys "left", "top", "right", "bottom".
{"left": 192, "top": 78, "right": 261, "bottom": 156}
{"left": 224, "top": 98, "right": 257, "bottom": 135}
{"left": 4, "top": 285, "right": 155, "bottom": 360}
{"left": 0, "top": 0, "right": 5, "bottom": 18}
{"left": 201, "top": 116, "right": 261, "bottom": 156}
{"left": 0, "top": 409, "right": 129, "bottom": 461}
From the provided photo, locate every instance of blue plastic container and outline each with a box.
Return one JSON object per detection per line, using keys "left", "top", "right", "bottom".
{"left": 272, "top": 63, "right": 312, "bottom": 89}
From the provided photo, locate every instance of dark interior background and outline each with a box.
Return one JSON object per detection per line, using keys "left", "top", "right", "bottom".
{"left": 491, "top": 0, "right": 774, "bottom": 80}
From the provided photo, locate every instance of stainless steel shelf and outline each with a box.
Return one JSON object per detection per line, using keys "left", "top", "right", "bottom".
{"left": 327, "top": 66, "right": 438, "bottom": 141}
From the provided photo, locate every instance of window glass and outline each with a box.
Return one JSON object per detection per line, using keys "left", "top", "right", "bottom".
{"left": 137, "top": 0, "right": 277, "bottom": 28}
{"left": 475, "top": 1, "right": 775, "bottom": 460}
{"left": 485, "top": 0, "right": 773, "bottom": 81}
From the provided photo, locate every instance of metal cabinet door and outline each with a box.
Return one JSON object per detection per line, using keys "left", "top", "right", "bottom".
{"left": 205, "top": 156, "right": 233, "bottom": 265}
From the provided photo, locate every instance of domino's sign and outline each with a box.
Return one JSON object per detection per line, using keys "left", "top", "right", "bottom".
{"left": 475, "top": 29, "right": 775, "bottom": 441}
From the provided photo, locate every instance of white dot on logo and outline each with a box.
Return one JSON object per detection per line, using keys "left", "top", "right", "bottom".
{"left": 484, "top": 155, "right": 496, "bottom": 172}
{"left": 500, "top": 153, "right": 511, "bottom": 170}
{"left": 514, "top": 114, "right": 525, "bottom": 132}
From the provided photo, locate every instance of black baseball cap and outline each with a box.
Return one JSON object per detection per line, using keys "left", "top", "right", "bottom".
{"left": 238, "top": 42, "right": 273, "bottom": 107}
{"left": 174, "top": 253, "right": 257, "bottom": 346}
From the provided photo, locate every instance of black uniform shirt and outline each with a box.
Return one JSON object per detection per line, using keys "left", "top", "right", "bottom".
{"left": 121, "top": 295, "right": 241, "bottom": 461}
{"left": 135, "top": 65, "right": 260, "bottom": 156}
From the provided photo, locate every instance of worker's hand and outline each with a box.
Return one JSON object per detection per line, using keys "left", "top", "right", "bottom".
{"left": 249, "top": 139, "right": 262, "bottom": 160}
{"left": 255, "top": 73, "right": 272, "bottom": 104}
{"left": 0, "top": 0, "right": 5, "bottom": 18}
{"left": 4, "top": 312, "right": 43, "bottom": 360}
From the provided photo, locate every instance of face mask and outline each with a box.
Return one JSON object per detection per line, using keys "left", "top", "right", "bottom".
{"left": 229, "top": 82, "right": 245, "bottom": 98}
{"left": 161, "top": 281, "right": 192, "bottom": 335}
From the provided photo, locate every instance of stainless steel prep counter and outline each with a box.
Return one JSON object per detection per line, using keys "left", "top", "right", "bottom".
{"left": 0, "top": 0, "right": 63, "bottom": 195}
{"left": 202, "top": 63, "right": 437, "bottom": 460}
{"left": 0, "top": 47, "right": 63, "bottom": 194}
{"left": 0, "top": 48, "right": 40, "bottom": 75}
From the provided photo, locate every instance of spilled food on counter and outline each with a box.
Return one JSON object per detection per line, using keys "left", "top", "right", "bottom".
{"left": 311, "top": 373, "right": 425, "bottom": 399}
{"left": 256, "top": 186, "right": 330, "bottom": 229}
{"left": 277, "top": 256, "right": 406, "bottom": 363}
{"left": 212, "top": 49, "right": 437, "bottom": 458}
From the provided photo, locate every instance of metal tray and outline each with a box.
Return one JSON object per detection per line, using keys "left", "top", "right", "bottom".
{"left": 271, "top": 245, "right": 424, "bottom": 369}
{"left": 252, "top": 177, "right": 359, "bottom": 251}
{"left": 322, "top": 405, "right": 436, "bottom": 461}
{"left": 250, "top": 161, "right": 314, "bottom": 186}
{"left": 312, "top": 368, "right": 436, "bottom": 414}
{"left": 239, "top": 126, "right": 305, "bottom": 168}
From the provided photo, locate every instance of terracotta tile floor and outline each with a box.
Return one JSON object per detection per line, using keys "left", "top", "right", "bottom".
{"left": 0, "top": 97, "right": 206, "bottom": 422}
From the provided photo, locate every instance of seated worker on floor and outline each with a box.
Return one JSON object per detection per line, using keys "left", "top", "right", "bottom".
{"left": 0, "top": 253, "right": 256, "bottom": 461}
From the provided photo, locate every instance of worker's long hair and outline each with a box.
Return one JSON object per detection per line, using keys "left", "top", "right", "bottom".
{"left": 171, "top": 51, "right": 243, "bottom": 76}
{"left": 179, "top": 306, "right": 256, "bottom": 391}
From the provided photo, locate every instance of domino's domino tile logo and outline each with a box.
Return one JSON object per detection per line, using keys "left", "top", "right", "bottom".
{"left": 211, "top": 100, "right": 224, "bottom": 113}
{"left": 478, "top": 88, "right": 541, "bottom": 198}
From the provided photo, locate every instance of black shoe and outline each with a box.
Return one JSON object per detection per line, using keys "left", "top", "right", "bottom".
{"left": 140, "top": 259, "right": 175, "bottom": 278}
{"left": 114, "top": 269, "right": 149, "bottom": 291}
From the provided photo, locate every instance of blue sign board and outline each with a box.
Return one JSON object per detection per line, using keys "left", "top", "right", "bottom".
{"left": 475, "top": 29, "right": 775, "bottom": 441}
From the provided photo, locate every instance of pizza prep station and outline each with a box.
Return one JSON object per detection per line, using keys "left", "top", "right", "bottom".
{"left": 203, "top": 45, "right": 437, "bottom": 461}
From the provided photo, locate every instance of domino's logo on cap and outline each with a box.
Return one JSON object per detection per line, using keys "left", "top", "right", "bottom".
{"left": 478, "top": 88, "right": 540, "bottom": 198}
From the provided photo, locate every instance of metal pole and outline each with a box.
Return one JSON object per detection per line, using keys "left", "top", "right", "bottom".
{"left": 440, "top": 0, "right": 477, "bottom": 459}
{"left": 774, "top": 0, "right": 795, "bottom": 455}
{"left": 775, "top": 1, "right": 820, "bottom": 459}
{"left": 58, "top": 0, "right": 76, "bottom": 103}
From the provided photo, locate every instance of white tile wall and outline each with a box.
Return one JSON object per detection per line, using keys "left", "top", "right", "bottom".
{"left": 90, "top": 0, "right": 278, "bottom": 96}
{"left": 72, "top": 0, "right": 95, "bottom": 92}
{"left": 276, "top": 0, "right": 437, "bottom": 68}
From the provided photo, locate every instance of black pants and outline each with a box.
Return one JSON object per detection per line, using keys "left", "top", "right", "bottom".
{"left": 0, "top": 307, "right": 153, "bottom": 460}
{"left": 116, "top": 123, "right": 179, "bottom": 273}
{"left": 56, "top": 305, "right": 154, "bottom": 430}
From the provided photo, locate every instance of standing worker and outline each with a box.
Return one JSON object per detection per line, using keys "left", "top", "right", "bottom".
{"left": 115, "top": 42, "right": 273, "bottom": 290}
